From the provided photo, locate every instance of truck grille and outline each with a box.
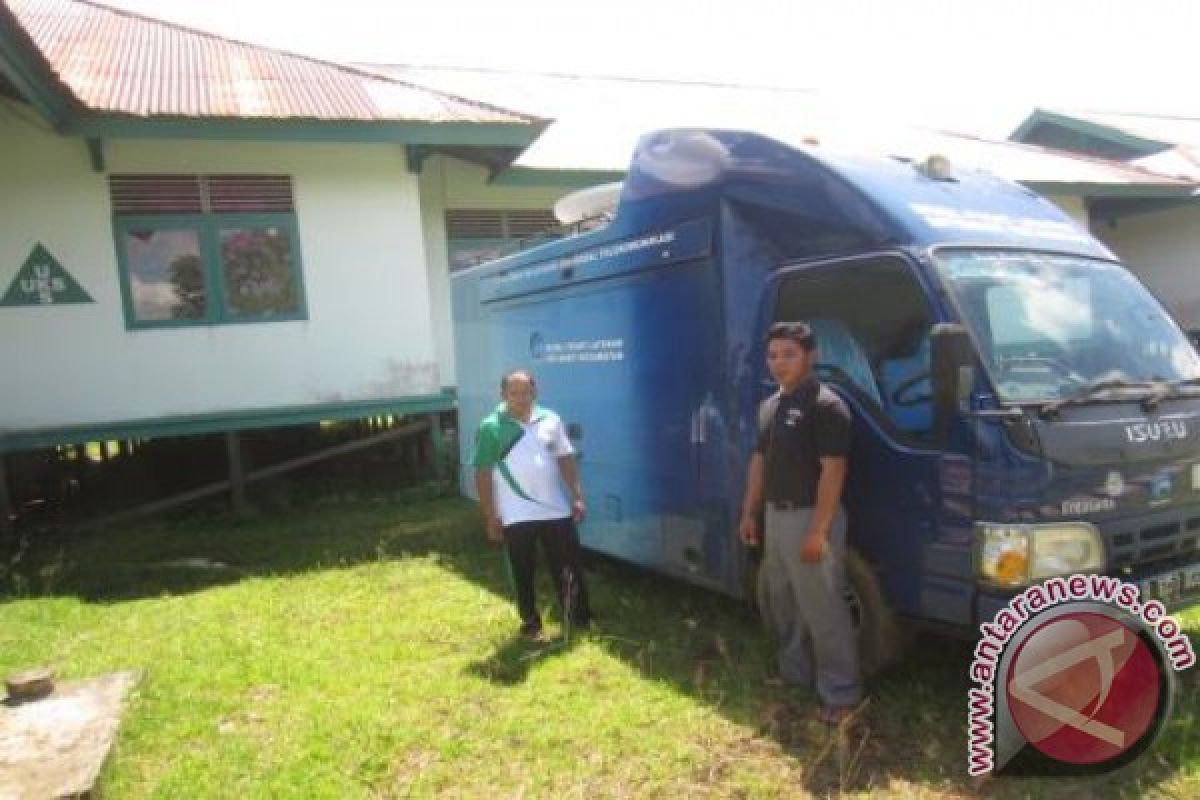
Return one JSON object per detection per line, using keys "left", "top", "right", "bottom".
{"left": 1107, "top": 512, "right": 1200, "bottom": 572}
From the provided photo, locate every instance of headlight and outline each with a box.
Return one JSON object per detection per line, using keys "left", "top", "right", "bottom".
{"left": 977, "top": 522, "right": 1105, "bottom": 587}
{"left": 978, "top": 524, "right": 1030, "bottom": 587}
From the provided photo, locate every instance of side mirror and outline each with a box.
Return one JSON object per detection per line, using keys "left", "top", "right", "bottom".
{"left": 931, "top": 323, "right": 974, "bottom": 434}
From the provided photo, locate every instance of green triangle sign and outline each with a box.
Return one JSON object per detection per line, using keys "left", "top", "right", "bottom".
{"left": 1, "top": 244, "right": 94, "bottom": 307}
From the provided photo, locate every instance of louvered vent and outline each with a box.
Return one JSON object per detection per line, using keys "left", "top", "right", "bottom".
{"left": 445, "top": 210, "right": 505, "bottom": 239}
{"left": 208, "top": 175, "right": 294, "bottom": 212}
{"left": 110, "top": 175, "right": 294, "bottom": 214}
{"left": 445, "top": 209, "right": 557, "bottom": 239}
{"left": 505, "top": 210, "right": 557, "bottom": 238}
{"left": 109, "top": 175, "right": 203, "bottom": 214}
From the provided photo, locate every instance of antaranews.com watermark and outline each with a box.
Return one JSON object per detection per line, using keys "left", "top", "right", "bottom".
{"left": 967, "top": 574, "right": 1195, "bottom": 777}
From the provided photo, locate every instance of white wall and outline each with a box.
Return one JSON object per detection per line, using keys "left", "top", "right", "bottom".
{"left": 418, "top": 155, "right": 571, "bottom": 385}
{"left": 1093, "top": 204, "right": 1200, "bottom": 330}
{"left": 0, "top": 100, "right": 439, "bottom": 433}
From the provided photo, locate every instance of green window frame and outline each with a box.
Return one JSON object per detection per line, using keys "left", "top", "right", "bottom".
{"left": 113, "top": 202, "right": 308, "bottom": 330}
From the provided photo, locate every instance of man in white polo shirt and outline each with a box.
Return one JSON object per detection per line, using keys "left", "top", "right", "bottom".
{"left": 473, "top": 368, "right": 592, "bottom": 640}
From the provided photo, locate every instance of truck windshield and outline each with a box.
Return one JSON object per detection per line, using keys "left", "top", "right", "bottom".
{"left": 934, "top": 250, "right": 1200, "bottom": 403}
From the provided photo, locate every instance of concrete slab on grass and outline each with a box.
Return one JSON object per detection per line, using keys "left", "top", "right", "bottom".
{"left": 0, "top": 671, "right": 139, "bottom": 799}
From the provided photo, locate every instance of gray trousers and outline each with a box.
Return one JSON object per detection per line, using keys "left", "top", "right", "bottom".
{"left": 757, "top": 505, "right": 862, "bottom": 708}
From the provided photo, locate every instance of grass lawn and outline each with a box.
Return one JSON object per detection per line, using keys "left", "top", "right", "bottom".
{"left": 1, "top": 489, "right": 1197, "bottom": 798}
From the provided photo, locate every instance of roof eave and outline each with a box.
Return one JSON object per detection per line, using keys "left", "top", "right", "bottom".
{"left": 1010, "top": 109, "right": 1172, "bottom": 157}
{"left": 1089, "top": 194, "right": 1200, "bottom": 222}
{"left": 61, "top": 113, "right": 547, "bottom": 147}
{"left": 1020, "top": 181, "right": 1197, "bottom": 199}
{"left": 491, "top": 165, "right": 627, "bottom": 187}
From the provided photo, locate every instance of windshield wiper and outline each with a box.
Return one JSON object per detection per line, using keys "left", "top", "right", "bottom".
{"left": 1139, "top": 376, "right": 1200, "bottom": 409}
{"left": 1038, "top": 378, "right": 1157, "bottom": 418}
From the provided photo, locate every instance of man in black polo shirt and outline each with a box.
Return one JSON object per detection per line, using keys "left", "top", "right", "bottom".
{"left": 739, "top": 321, "right": 862, "bottom": 724}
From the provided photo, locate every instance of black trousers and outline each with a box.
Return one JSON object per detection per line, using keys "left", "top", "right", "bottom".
{"left": 503, "top": 516, "right": 592, "bottom": 629}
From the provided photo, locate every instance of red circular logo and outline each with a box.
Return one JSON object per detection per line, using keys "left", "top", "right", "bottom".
{"left": 1005, "top": 612, "right": 1162, "bottom": 765}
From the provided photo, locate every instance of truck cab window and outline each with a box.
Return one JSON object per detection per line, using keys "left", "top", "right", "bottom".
{"left": 774, "top": 256, "right": 936, "bottom": 439}
{"left": 936, "top": 250, "right": 1200, "bottom": 403}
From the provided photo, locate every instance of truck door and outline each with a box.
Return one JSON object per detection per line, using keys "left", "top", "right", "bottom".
{"left": 763, "top": 254, "right": 949, "bottom": 619}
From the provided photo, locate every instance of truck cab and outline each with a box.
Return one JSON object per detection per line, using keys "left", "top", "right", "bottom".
{"left": 451, "top": 129, "right": 1200, "bottom": 668}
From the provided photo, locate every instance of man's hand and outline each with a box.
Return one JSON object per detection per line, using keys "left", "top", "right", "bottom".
{"left": 557, "top": 456, "right": 585, "bottom": 524}
{"left": 475, "top": 468, "right": 504, "bottom": 545}
{"left": 485, "top": 516, "right": 505, "bottom": 545}
{"left": 800, "top": 531, "right": 828, "bottom": 563}
{"left": 738, "top": 514, "right": 760, "bottom": 545}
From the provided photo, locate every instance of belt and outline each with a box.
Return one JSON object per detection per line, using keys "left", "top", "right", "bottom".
{"left": 767, "top": 500, "right": 811, "bottom": 512}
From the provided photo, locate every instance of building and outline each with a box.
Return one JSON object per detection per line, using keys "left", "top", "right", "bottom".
{"left": 0, "top": 0, "right": 544, "bottom": 462}
{"left": 1012, "top": 109, "right": 1200, "bottom": 330}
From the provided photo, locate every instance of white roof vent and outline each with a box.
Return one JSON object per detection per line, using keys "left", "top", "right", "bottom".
{"left": 553, "top": 182, "right": 622, "bottom": 226}
{"left": 916, "top": 154, "right": 956, "bottom": 181}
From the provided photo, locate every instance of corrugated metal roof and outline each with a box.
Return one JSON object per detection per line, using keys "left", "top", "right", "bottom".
{"left": 372, "top": 65, "right": 1195, "bottom": 190}
{"left": 366, "top": 64, "right": 822, "bottom": 124}
{"left": 5, "top": 0, "right": 537, "bottom": 124}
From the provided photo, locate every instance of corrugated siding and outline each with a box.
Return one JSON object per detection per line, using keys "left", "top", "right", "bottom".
{"left": 8, "top": 0, "right": 535, "bottom": 123}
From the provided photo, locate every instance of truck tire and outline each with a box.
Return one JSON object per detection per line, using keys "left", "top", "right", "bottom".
{"left": 844, "top": 549, "right": 912, "bottom": 676}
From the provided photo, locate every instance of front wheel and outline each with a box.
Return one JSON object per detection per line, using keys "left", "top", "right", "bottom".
{"left": 844, "top": 549, "right": 912, "bottom": 676}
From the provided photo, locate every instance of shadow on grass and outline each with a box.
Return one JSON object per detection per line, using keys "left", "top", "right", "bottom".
{"left": 2, "top": 491, "right": 1196, "bottom": 798}
{"left": 466, "top": 632, "right": 584, "bottom": 687}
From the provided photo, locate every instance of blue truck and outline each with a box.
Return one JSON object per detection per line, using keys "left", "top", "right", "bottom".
{"left": 451, "top": 128, "right": 1200, "bottom": 670}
